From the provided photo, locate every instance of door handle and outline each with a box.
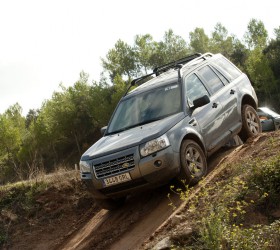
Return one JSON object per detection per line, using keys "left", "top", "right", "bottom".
{"left": 189, "top": 118, "right": 197, "bottom": 126}
{"left": 230, "top": 89, "right": 235, "bottom": 94}
{"left": 212, "top": 102, "right": 218, "bottom": 108}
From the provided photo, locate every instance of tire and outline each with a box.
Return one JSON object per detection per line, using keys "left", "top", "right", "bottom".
{"left": 239, "top": 104, "right": 261, "bottom": 142}
{"left": 178, "top": 139, "right": 207, "bottom": 185}
{"left": 95, "top": 197, "right": 126, "bottom": 210}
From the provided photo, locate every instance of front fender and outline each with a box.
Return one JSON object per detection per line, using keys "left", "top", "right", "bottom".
{"left": 167, "top": 117, "right": 206, "bottom": 155}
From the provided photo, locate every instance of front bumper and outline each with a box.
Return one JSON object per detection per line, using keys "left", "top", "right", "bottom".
{"left": 81, "top": 145, "right": 180, "bottom": 199}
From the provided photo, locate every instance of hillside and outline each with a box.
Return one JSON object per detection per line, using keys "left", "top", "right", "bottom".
{"left": 1, "top": 130, "right": 280, "bottom": 250}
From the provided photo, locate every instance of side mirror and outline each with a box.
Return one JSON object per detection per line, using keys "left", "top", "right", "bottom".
{"left": 192, "top": 95, "right": 210, "bottom": 109}
{"left": 100, "top": 126, "right": 107, "bottom": 136}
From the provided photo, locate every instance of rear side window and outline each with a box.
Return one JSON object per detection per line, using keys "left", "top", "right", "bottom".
{"left": 212, "top": 67, "right": 229, "bottom": 85}
{"left": 214, "top": 57, "right": 242, "bottom": 80}
{"left": 198, "top": 65, "right": 224, "bottom": 93}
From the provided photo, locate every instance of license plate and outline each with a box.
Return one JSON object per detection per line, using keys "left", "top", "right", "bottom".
{"left": 103, "top": 173, "right": 131, "bottom": 187}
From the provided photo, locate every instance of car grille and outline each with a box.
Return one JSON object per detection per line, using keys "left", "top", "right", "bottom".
{"left": 93, "top": 154, "right": 135, "bottom": 179}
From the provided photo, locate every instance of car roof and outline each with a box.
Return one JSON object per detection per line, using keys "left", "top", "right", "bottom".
{"left": 126, "top": 52, "right": 220, "bottom": 97}
{"left": 128, "top": 70, "right": 178, "bottom": 95}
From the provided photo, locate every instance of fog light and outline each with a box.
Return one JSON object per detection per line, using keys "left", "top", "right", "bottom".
{"left": 154, "top": 160, "right": 162, "bottom": 167}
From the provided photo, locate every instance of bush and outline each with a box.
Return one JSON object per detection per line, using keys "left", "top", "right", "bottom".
{"left": 248, "top": 156, "right": 280, "bottom": 207}
{"left": 171, "top": 154, "right": 280, "bottom": 249}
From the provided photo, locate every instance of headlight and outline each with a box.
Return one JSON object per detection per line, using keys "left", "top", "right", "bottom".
{"left": 140, "top": 134, "right": 170, "bottom": 157}
{"left": 79, "top": 161, "right": 91, "bottom": 172}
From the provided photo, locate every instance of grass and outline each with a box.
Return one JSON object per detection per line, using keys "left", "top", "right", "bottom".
{"left": 169, "top": 154, "right": 280, "bottom": 249}
{"left": 0, "top": 180, "right": 48, "bottom": 245}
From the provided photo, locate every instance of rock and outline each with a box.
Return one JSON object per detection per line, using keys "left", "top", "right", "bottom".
{"left": 1, "top": 209, "right": 18, "bottom": 221}
{"left": 174, "top": 227, "right": 193, "bottom": 239}
{"left": 153, "top": 237, "right": 172, "bottom": 250}
{"left": 170, "top": 214, "right": 184, "bottom": 226}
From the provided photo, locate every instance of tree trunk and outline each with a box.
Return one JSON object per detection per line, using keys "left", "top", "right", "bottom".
{"left": 74, "top": 131, "right": 81, "bottom": 156}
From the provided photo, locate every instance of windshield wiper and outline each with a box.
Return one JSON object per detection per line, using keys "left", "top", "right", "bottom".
{"left": 107, "top": 117, "right": 164, "bottom": 135}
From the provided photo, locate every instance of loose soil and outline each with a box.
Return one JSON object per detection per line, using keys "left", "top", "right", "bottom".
{"left": 1, "top": 131, "right": 280, "bottom": 250}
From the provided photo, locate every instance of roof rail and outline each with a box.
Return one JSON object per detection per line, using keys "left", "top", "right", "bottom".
{"left": 123, "top": 72, "right": 155, "bottom": 96}
{"left": 185, "top": 52, "right": 213, "bottom": 66}
{"left": 153, "top": 53, "right": 201, "bottom": 76}
{"left": 124, "top": 52, "right": 211, "bottom": 96}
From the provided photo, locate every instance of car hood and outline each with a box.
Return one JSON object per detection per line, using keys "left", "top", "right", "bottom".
{"left": 81, "top": 113, "right": 184, "bottom": 161}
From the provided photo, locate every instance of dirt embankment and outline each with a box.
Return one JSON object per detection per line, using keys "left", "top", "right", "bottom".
{"left": 2, "top": 131, "right": 280, "bottom": 250}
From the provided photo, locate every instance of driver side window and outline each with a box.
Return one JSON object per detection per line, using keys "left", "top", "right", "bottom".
{"left": 185, "top": 74, "right": 209, "bottom": 106}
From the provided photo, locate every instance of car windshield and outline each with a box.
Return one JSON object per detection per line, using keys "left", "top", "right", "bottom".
{"left": 107, "top": 82, "right": 182, "bottom": 134}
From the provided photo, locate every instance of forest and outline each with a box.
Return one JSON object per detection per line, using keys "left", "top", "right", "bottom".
{"left": 1, "top": 18, "right": 280, "bottom": 183}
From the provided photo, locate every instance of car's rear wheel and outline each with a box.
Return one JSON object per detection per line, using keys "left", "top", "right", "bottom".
{"left": 179, "top": 139, "right": 207, "bottom": 185}
{"left": 94, "top": 197, "right": 126, "bottom": 210}
{"left": 239, "top": 104, "right": 261, "bottom": 142}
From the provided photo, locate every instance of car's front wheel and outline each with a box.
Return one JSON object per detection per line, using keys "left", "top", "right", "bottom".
{"left": 179, "top": 139, "right": 207, "bottom": 185}
{"left": 239, "top": 104, "right": 261, "bottom": 142}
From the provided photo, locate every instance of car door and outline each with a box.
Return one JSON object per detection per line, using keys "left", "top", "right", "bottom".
{"left": 184, "top": 73, "right": 225, "bottom": 152}
{"left": 212, "top": 57, "right": 243, "bottom": 134}
{"left": 198, "top": 64, "right": 241, "bottom": 141}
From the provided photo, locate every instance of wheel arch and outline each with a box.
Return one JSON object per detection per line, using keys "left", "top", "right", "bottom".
{"left": 241, "top": 94, "right": 257, "bottom": 110}
{"left": 180, "top": 132, "right": 207, "bottom": 157}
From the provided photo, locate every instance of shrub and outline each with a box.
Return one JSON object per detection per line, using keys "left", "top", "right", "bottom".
{"left": 171, "top": 154, "right": 280, "bottom": 249}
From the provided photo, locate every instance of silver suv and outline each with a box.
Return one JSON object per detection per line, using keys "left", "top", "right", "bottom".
{"left": 80, "top": 53, "right": 261, "bottom": 210}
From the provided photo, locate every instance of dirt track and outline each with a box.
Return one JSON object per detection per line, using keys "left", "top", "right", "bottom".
{"left": 8, "top": 132, "right": 270, "bottom": 250}
{"left": 58, "top": 184, "right": 182, "bottom": 250}
{"left": 56, "top": 146, "right": 234, "bottom": 250}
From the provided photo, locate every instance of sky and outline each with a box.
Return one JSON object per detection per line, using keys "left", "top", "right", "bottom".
{"left": 0, "top": 0, "right": 279, "bottom": 116}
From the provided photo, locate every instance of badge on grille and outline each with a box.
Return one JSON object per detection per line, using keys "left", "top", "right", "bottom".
{"left": 122, "top": 163, "right": 130, "bottom": 168}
